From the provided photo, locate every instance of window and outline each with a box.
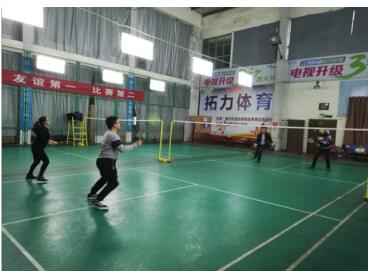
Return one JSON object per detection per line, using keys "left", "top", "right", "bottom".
{"left": 202, "top": 34, "right": 232, "bottom": 69}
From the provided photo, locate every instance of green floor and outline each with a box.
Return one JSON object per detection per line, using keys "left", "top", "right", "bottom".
{"left": 2, "top": 144, "right": 368, "bottom": 271}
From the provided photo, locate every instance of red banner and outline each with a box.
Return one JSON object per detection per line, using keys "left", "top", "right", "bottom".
{"left": 2, "top": 70, "right": 145, "bottom": 101}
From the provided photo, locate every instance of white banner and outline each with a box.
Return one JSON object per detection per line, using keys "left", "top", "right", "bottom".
{"left": 199, "top": 85, "right": 275, "bottom": 136}
{"left": 200, "top": 68, "right": 237, "bottom": 89}
{"left": 288, "top": 52, "right": 368, "bottom": 81}
{"left": 245, "top": 64, "right": 276, "bottom": 85}
{"left": 200, "top": 65, "right": 276, "bottom": 88}
{"left": 200, "top": 52, "right": 368, "bottom": 88}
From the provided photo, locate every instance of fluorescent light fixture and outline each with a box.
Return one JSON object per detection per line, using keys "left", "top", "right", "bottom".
{"left": 192, "top": 57, "right": 213, "bottom": 77}
{"left": 121, "top": 33, "right": 154, "bottom": 61}
{"left": 150, "top": 79, "right": 166, "bottom": 92}
{"left": 238, "top": 71, "right": 253, "bottom": 87}
{"left": 2, "top": 7, "right": 44, "bottom": 28}
{"left": 36, "top": 55, "right": 65, "bottom": 74}
{"left": 102, "top": 69, "right": 124, "bottom": 85}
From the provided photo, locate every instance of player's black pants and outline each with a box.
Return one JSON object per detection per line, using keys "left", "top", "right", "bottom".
{"left": 312, "top": 148, "right": 331, "bottom": 169}
{"left": 27, "top": 146, "right": 50, "bottom": 177}
{"left": 254, "top": 145, "right": 267, "bottom": 162}
{"left": 90, "top": 158, "right": 119, "bottom": 201}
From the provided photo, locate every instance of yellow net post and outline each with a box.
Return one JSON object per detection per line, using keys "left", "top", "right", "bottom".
{"left": 167, "top": 120, "right": 174, "bottom": 161}
{"left": 364, "top": 177, "right": 368, "bottom": 201}
{"left": 157, "top": 120, "right": 171, "bottom": 163}
{"left": 66, "top": 119, "right": 71, "bottom": 144}
{"left": 84, "top": 117, "right": 88, "bottom": 147}
{"left": 72, "top": 117, "right": 75, "bottom": 146}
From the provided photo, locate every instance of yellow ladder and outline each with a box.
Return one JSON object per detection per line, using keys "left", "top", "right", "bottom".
{"left": 66, "top": 116, "right": 88, "bottom": 147}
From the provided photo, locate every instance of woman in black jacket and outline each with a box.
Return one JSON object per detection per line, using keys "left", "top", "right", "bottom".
{"left": 26, "top": 116, "right": 58, "bottom": 183}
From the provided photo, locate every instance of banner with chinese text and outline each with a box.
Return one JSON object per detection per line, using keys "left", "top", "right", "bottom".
{"left": 199, "top": 85, "right": 274, "bottom": 136}
{"left": 244, "top": 64, "right": 276, "bottom": 85}
{"left": 200, "top": 65, "right": 276, "bottom": 88}
{"left": 2, "top": 70, "right": 145, "bottom": 101}
{"left": 288, "top": 52, "right": 368, "bottom": 81}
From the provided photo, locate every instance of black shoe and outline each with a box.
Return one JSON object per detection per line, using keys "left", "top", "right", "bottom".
{"left": 25, "top": 174, "right": 37, "bottom": 180}
{"left": 308, "top": 166, "right": 315, "bottom": 169}
{"left": 87, "top": 194, "right": 98, "bottom": 201}
{"left": 92, "top": 200, "right": 108, "bottom": 210}
{"left": 36, "top": 177, "right": 48, "bottom": 184}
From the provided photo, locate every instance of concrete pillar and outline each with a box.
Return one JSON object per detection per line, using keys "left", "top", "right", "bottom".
{"left": 272, "top": 8, "right": 291, "bottom": 150}
{"left": 184, "top": 25, "right": 202, "bottom": 142}
{"left": 19, "top": 24, "right": 34, "bottom": 145}
{"left": 126, "top": 7, "right": 138, "bottom": 143}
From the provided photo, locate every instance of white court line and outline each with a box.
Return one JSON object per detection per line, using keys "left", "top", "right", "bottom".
{"left": 131, "top": 168, "right": 341, "bottom": 223}
{"left": 2, "top": 226, "right": 46, "bottom": 271}
{"left": 50, "top": 149, "right": 95, "bottom": 160}
{"left": 2, "top": 161, "right": 93, "bottom": 173}
{"left": 213, "top": 159, "right": 357, "bottom": 186}
{"left": 273, "top": 170, "right": 356, "bottom": 185}
{"left": 3, "top": 172, "right": 97, "bottom": 184}
{"left": 271, "top": 162, "right": 309, "bottom": 171}
{"left": 1, "top": 153, "right": 239, "bottom": 184}
{"left": 2, "top": 184, "right": 196, "bottom": 226}
{"left": 216, "top": 181, "right": 366, "bottom": 271}
{"left": 41, "top": 148, "right": 357, "bottom": 186}
{"left": 285, "top": 201, "right": 367, "bottom": 271}
{"left": 46, "top": 149, "right": 342, "bottom": 222}
{"left": 2, "top": 152, "right": 246, "bottom": 184}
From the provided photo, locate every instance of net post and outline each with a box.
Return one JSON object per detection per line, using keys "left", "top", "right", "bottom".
{"left": 157, "top": 120, "right": 171, "bottom": 163}
{"left": 365, "top": 177, "right": 368, "bottom": 201}
{"left": 158, "top": 120, "right": 164, "bottom": 161}
{"left": 167, "top": 120, "right": 174, "bottom": 161}
{"left": 84, "top": 116, "right": 88, "bottom": 146}
{"left": 66, "top": 119, "right": 70, "bottom": 145}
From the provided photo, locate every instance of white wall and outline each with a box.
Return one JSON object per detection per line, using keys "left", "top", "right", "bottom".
{"left": 282, "top": 80, "right": 340, "bottom": 119}
{"left": 282, "top": 80, "right": 346, "bottom": 151}
{"left": 202, "top": 7, "right": 342, "bottom": 39}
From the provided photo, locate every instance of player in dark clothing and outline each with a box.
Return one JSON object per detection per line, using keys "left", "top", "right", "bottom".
{"left": 309, "top": 129, "right": 333, "bottom": 171}
{"left": 87, "top": 116, "right": 143, "bottom": 210}
{"left": 26, "top": 116, "right": 58, "bottom": 183}
{"left": 253, "top": 127, "right": 273, "bottom": 163}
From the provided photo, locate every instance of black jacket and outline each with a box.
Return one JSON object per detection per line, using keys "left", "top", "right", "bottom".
{"left": 317, "top": 132, "right": 333, "bottom": 149}
{"left": 256, "top": 132, "right": 273, "bottom": 146}
{"left": 32, "top": 122, "right": 49, "bottom": 149}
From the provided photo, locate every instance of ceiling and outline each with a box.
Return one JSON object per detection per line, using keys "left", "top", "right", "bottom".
{"left": 191, "top": 7, "right": 235, "bottom": 17}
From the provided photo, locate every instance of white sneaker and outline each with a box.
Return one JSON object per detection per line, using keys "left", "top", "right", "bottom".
{"left": 92, "top": 200, "right": 108, "bottom": 210}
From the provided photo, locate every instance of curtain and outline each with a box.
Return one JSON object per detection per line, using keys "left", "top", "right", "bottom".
{"left": 174, "top": 84, "right": 190, "bottom": 108}
{"left": 2, "top": 86, "right": 18, "bottom": 136}
{"left": 338, "top": 80, "right": 368, "bottom": 117}
{"left": 32, "top": 90, "right": 88, "bottom": 134}
{"left": 95, "top": 97, "right": 115, "bottom": 136}
{"left": 344, "top": 97, "right": 368, "bottom": 145}
{"left": 4, "top": 7, "right": 193, "bottom": 80}
{"left": 34, "top": 7, "right": 130, "bottom": 66}
{"left": 1, "top": 18, "right": 22, "bottom": 41}
{"left": 148, "top": 88, "right": 173, "bottom": 106}
{"left": 136, "top": 8, "right": 192, "bottom": 80}
{"left": 172, "top": 108, "right": 189, "bottom": 142}
{"left": 2, "top": 50, "right": 20, "bottom": 70}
